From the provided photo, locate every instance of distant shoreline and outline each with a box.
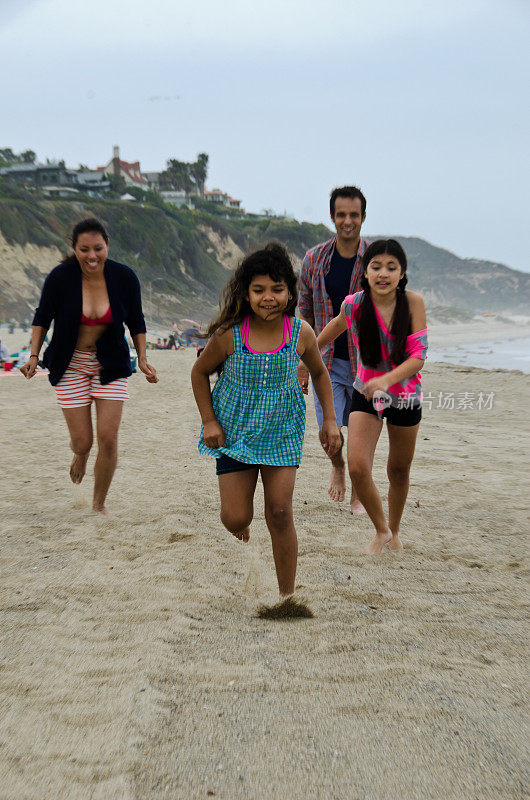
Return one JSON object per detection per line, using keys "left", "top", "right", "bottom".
{"left": 428, "top": 336, "right": 530, "bottom": 373}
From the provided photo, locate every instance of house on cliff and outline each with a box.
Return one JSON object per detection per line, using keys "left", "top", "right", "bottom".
{"left": 0, "top": 160, "right": 77, "bottom": 190}
{"left": 203, "top": 188, "right": 241, "bottom": 209}
{"left": 97, "top": 145, "right": 149, "bottom": 188}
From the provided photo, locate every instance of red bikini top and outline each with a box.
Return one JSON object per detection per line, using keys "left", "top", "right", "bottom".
{"left": 81, "top": 305, "right": 113, "bottom": 326}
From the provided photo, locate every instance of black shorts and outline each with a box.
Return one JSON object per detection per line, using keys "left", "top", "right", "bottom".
{"left": 215, "top": 454, "right": 299, "bottom": 476}
{"left": 350, "top": 388, "right": 422, "bottom": 427}
{"left": 216, "top": 454, "right": 258, "bottom": 475}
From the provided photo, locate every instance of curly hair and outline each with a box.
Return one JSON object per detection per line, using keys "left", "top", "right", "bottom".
{"left": 207, "top": 242, "right": 298, "bottom": 337}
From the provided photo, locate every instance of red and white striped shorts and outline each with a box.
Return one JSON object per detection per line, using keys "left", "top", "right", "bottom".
{"left": 55, "top": 350, "right": 129, "bottom": 408}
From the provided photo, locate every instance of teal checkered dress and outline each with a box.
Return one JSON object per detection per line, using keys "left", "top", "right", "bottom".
{"left": 198, "top": 316, "right": 306, "bottom": 466}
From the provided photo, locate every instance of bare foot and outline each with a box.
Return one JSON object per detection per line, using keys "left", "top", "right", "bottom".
{"left": 387, "top": 532, "right": 403, "bottom": 551}
{"left": 70, "top": 453, "right": 89, "bottom": 485}
{"left": 328, "top": 464, "right": 346, "bottom": 502}
{"left": 361, "top": 530, "right": 392, "bottom": 555}
{"left": 93, "top": 505, "right": 111, "bottom": 517}
{"left": 350, "top": 497, "right": 366, "bottom": 515}
{"left": 232, "top": 527, "right": 250, "bottom": 542}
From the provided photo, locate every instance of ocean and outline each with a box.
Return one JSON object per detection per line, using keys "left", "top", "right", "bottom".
{"left": 428, "top": 337, "right": 530, "bottom": 373}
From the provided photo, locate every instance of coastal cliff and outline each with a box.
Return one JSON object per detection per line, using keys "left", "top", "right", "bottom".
{"left": 1, "top": 186, "right": 529, "bottom": 323}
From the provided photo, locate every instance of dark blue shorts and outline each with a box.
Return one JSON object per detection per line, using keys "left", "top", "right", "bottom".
{"left": 350, "top": 389, "right": 422, "bottom": 427}
{"left": 215, "top": 454, "right": 299, "bottom": 476}
{"left": 216, "top": 454, "right": 259, "bottom": 476}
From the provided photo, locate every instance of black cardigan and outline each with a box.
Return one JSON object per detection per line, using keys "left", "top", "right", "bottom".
{"left": 33, "top": 258, "right": 147, "bottom": 386}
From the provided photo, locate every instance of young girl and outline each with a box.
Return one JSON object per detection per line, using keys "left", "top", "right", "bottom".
{"left": 317, "top": 239, "right": 428, "bottom": 555}
{"left": 191, "top": 243, "right": 341, "bottom": 602}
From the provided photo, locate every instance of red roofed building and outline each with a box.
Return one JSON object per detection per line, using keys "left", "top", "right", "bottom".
{"left": 97, "top": 145, "right": 149, "bottom": 187}
{"left": 204, "top": 188, "right": 241, "bottom": 209}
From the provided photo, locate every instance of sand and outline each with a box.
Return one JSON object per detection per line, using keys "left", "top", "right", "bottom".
{"left": 1, "top": 344, "right": 529, "bottom": 799}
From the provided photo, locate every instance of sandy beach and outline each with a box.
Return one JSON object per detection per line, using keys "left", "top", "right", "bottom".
{"left": 1, "top": 342, "right": 528, "bottom": 799}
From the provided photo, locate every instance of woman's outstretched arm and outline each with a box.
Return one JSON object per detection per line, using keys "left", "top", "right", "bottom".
{"left": 20, "top": 326, "right": 47, "bottom": 379}
{"left": 131, "top": 333, "right": 158, "bottom": 383}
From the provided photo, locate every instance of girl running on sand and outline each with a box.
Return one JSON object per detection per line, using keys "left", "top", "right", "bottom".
{"left": 317, "top": 239, "right": 428, "bottom": 555}
{"left": 191, "top": 243, "right": 341, "bottom": 603}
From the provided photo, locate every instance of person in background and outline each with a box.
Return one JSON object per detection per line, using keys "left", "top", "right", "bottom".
{"left": 0, "top": 338, "right": 10, "bottom": 364}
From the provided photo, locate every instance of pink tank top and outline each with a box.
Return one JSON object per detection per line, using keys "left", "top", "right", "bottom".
{"left": 240, "top": 315, "right": 292, "bottom": 354}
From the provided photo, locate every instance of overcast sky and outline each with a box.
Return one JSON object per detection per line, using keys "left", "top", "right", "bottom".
{"left": 1, "top": 0, "right": 529, "bottom": 270}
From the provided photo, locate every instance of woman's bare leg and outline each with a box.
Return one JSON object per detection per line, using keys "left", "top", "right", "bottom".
{"left": 218, "top": 468, "right": 259, "bottom": 541}
{"left": 62, "top": 405, "right": 93, "bottom": 484}
{"left": 386, "top": 422, "right": 420, "bottom": 550}
{"left": 347, "top": 412, "right": 391, "bottom": 554}
{"left": 93, "top": 399, "right": 123, "bottom": 514}
{"left": 260, "top": 466, "right": 298, "bottom": 597}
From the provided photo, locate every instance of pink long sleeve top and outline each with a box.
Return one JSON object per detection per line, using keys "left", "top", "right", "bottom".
{"left": 344, "top": 291, "right": 428, "bottom": 409}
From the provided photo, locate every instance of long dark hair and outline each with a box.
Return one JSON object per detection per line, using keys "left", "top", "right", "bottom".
{"left": 207, "top": 242, "right": 298, "bottom": 337}
{"left": 61, "top": 218, "right": 110, "bottom": 265}
{"left": 356, "top": 239, "right": 410, "bottom": 368}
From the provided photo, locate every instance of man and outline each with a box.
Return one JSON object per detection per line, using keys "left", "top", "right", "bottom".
{"left": 298, "top": 186, "right": 369, "bottom": 513}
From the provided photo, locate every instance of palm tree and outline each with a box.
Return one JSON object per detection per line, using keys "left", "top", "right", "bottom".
{"left": 190, "top": 153, "right": 208, "bottom": 196}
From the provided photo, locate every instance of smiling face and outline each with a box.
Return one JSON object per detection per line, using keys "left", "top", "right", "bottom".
{"left": 74, "top": 231, "right": 109, "bottom": 277}
{"left": 247, "top": 274, "right": 290, "bottom": 321}
{"left": 331, "top": 196, "right": 366, "bottom": 246}
{"left": 364, "top": 252, "right": 404, "bottom": 296}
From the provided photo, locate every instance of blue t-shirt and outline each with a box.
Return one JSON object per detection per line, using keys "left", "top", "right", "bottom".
{"left": 324, "top": 249, "right": 355, "bottom": 360}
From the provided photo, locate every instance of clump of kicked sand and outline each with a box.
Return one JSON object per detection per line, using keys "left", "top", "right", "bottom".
{"left": 256, "top": 596, "right": 314, "bottom": 619}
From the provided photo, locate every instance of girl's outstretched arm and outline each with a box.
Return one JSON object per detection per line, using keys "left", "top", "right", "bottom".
{"left": 191, "top": 328, "right": 233, "bottom": 448}
{"left": 298, "top": 321, "right": 341, "bottom": 456}
{"left": 316, "top": 303, "right": 348, "bottom": 350}
{"left": 361, "top": 293, "right": 428, "bottom": 399}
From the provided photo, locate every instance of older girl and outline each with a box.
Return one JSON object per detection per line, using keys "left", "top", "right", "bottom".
{"left": 317, "top": 239, "right": 427, "bottom": 555}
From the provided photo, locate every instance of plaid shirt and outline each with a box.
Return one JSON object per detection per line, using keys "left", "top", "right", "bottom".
{"left": 298, "top": 236, "right": 370, "bottom": 374}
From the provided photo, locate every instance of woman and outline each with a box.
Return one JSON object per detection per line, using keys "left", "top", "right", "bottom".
{"left": 21, "top": 217, "right": 158, "bottom": 514}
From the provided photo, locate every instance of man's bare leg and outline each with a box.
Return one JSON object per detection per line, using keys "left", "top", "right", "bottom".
{"left": 320, "top": 428, "right": 346, "bottom": 501}
{"left": 319, "top": 427, "right": 366, "bottom": 511}
{"left": 62, "top": 406, "right": 93, "bottom": 485}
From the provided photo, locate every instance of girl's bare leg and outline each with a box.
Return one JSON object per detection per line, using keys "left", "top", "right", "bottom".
{"left": 93, "top": 399, "right": 123, "bottom": 514}
{"left": 347, "top": 412, "right": 390, "bottom": 554}
{"left": 218, "top": 468, "right": 259, "bottom": 541}
{"left": 62, "top": 405, "right": 93, "bottom": 484}
{"left": 386, "top": 422, "right": 420, "bottom": 550}
{"left": 260, "top": 466, "right": 298, "bottom": 597}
